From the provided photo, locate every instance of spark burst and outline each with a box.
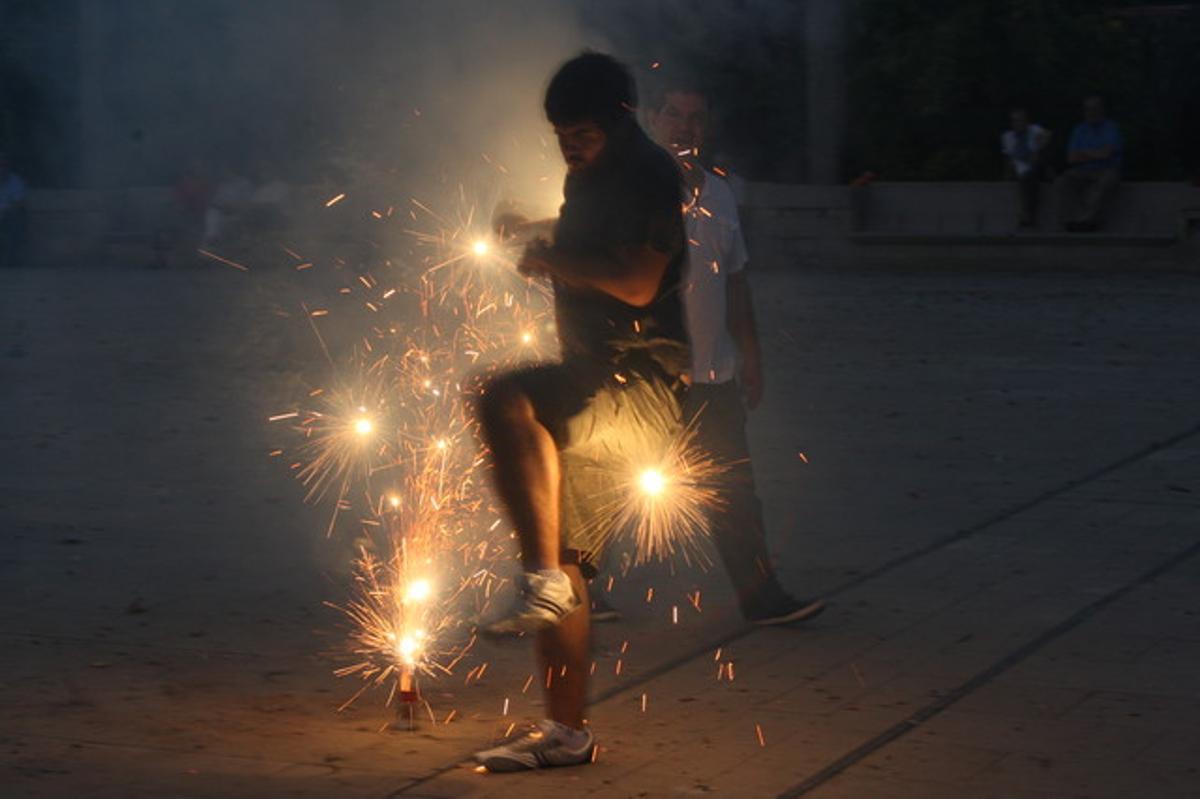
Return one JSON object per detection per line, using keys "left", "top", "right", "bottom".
{"left": 614, "top": 419, "right": 728, "bottom": 566}
{"left": 271, "top": 173, "right": 725, "bottom": 713}
{"left": 573, "top": 415, "right": 729, "bottom": 568}
{"left": 273, "top": 184, "right": 555, "bottom": 708}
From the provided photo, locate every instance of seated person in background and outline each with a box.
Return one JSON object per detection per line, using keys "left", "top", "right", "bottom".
{"left": 1001, "top": 108, "right": 1051, "bottom": 228}
{"left": 1058, "top": 96, "right": 1122, "bottom": 232}
{"left": 167, "top": 158, "right": 213, "bottom": 253}
{"left": 201, "top": 162, "right": 254, "bottom": 248}
{"left": 0, "top": 152, "right": 28, "bottom": 268}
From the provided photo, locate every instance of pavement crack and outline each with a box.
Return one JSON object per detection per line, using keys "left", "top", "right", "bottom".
{"left": 775, "top": 536, "right": 1200, "bottom": 798}
{"left": 821, "top": 420, "right": 1200, "bottom": 601}
{"left": 389, "top": 421, "right": 1200, "bottom": 796}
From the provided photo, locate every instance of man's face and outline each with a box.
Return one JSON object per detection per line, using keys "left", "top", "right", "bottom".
{"left": 554, "top": 121, "right": 607, "bottom": 174}
{"left": 1084, "top": 98, "right": 1105, "bottom": 124}
{"left": 1010, "top": 111, "right": 1028, "bottom": 132}
{"left": 649, "top": 91, "right": 709, "bottom": 153}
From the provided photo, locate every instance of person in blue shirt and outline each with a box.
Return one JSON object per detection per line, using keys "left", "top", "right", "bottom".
{"left": 1057, "top": 96, "right": 1123, "bottom": 232}
{"left": 0, "top": 152, "right": 28, "bottom": 268}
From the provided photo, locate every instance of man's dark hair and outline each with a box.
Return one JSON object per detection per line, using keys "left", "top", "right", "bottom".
{"left": 646, "top": 71, "right": 707, "bottom": 114}
{"left": 545, "top": 52, "right": 636, "bottom": 129}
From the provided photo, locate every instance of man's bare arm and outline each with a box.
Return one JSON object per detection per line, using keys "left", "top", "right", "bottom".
{"left": 521, "top": 242, "right": 670, "bottom": 307}
{"left": 494, "top": 213, "right": 557, "bottom": 244}
{"left": 1069, "top": 144, "right": 1115, "bottom": 164}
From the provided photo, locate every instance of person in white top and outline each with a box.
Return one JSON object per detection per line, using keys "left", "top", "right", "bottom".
{"left": 1001, "top": 108, "right": 1052, "bottom": 228}
{"left": 641, "top": 77, "right": 825, "bottom": 626}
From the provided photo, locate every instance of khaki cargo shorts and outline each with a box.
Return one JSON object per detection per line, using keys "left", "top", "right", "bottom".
{"left": 509, "top": 357, "right": 684, "bottom": 574}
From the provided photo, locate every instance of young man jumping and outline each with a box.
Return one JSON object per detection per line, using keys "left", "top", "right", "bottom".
{"left": 645, "top": 76, "right": 825, "bottom": 626}
{"left": 472, "top": 52, "right": 687, "bottom": 771}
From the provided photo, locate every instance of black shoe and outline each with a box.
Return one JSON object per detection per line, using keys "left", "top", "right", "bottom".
{"left": 590, "top": 595, "right": 622, "bottom": 623}
{"left": 746, "top": 596, "right": 826, "bottom": 626}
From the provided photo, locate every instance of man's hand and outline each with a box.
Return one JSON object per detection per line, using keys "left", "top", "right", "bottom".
{"left": 727, "top": 271, "right": 765, "bottom": 410}
{"left": 517, "top": 240, "right": 554, "bottom": 278}
{"left": 493, "top": 210, "right": 530, "bottom": 242}
{"left": 740, "top": 351, "right": 765, "bottom": 410}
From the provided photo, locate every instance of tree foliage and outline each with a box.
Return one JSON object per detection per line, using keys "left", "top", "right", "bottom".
{"left": 848, "top": 0, "right": 1200, "bottom": 180}
{"left": 583, "top": 0, "right": 809, "bottom": 181}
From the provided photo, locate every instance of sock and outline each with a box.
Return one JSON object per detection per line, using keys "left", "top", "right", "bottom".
{"left": 525, "top": 568, "right": 570, "bottom": 595}
{"left": 521, "top": 569, "right": 577, "bottom": 611}
{"left": 533, "top": 567, "right": 568, "bottom": 583}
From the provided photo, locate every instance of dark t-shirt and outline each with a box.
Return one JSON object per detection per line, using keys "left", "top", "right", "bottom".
{"left": 551, "top": 128, "right": 689, "bottom": 379}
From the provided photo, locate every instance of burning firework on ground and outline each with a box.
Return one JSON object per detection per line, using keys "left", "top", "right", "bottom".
{"left": 266, "top": 185, "right": 556, "bottom": 709}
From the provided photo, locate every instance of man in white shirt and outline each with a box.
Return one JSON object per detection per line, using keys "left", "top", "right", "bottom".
{"left": 644, "top": 78, "right": 824, "bottom": 625}
{"left": 1001, "top": 108, "right": 1051, "bottom": 228}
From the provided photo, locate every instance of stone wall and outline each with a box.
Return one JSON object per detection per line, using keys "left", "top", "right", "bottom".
{"left": 741, "top": 181, "right": 1200, "bottom": 270}
{"left": 20, "top": 181, "right": 1200, "bottom": 269}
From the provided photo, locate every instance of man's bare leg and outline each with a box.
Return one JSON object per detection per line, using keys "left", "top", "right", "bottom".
{"left": 480, "top": 377, "right": 561, "bottom": 571}
{"left": 473, "top": 562, "right": 594, "bottom": 771}
{"left": 538, "top": 564, "right": 590, "bottom": 728}
{"left": 480, "top": 379, "right": 590, "bottom": 728}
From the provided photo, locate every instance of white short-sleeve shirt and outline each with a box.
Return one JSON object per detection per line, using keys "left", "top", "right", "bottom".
{"left": 1001, "top": 124, "right": 1047, "bottom": 176}
{"left": 682, "top": 173, "right": 748, "bottom": 384}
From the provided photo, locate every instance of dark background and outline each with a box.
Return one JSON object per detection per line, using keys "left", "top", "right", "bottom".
{"left": 3, "top": 0, "right": 1198, "bottom": 187}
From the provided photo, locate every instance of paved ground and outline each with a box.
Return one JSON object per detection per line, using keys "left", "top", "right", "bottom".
{"left": 2, "top": 262, "right": 1199, "bottom": 797}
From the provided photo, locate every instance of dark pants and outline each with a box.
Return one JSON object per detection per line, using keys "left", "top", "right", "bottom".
{"left": 1057, "top": 167, "right": 1119, "bottom": 228}
{"left": 0, "top": 207, "right": 27, "bottom": 268}
{"left": 685, "top": 381, "right": 787, "bottom": 616}
{"left": 1015, "top": 172, "right": 1041, "bottom": 226}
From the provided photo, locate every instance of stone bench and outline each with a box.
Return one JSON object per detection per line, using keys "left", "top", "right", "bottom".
{"left": 850, "top": 231, "right": 1178, "bottom": 247}
{"left": 850, "top": 181, "right": 1198, "bottom": 244}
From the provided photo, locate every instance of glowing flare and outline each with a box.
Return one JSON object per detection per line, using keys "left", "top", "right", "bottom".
{"left": 471, "top": 239, "right": 489, "bottom": 257}
{"left": 397, "top": 634, "right": 421, "bottom": 664}
{"left": 577, "top": 421, "right": 729, "bottom": 566}
{"left": 405, "top": 579, "right": 433, "bottom": 603}
{"left": 638, "top": 468, "right": 667, "bottom": 497}
{"left": 353, "top": 416, "right": 374, "bottom": 436}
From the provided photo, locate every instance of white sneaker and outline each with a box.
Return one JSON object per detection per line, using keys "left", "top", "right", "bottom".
{"left": 479, "top": 569, "right": 580, "bottom": 637}
{"left": 474, "top": 719, "right": 595, "bottom": 772}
